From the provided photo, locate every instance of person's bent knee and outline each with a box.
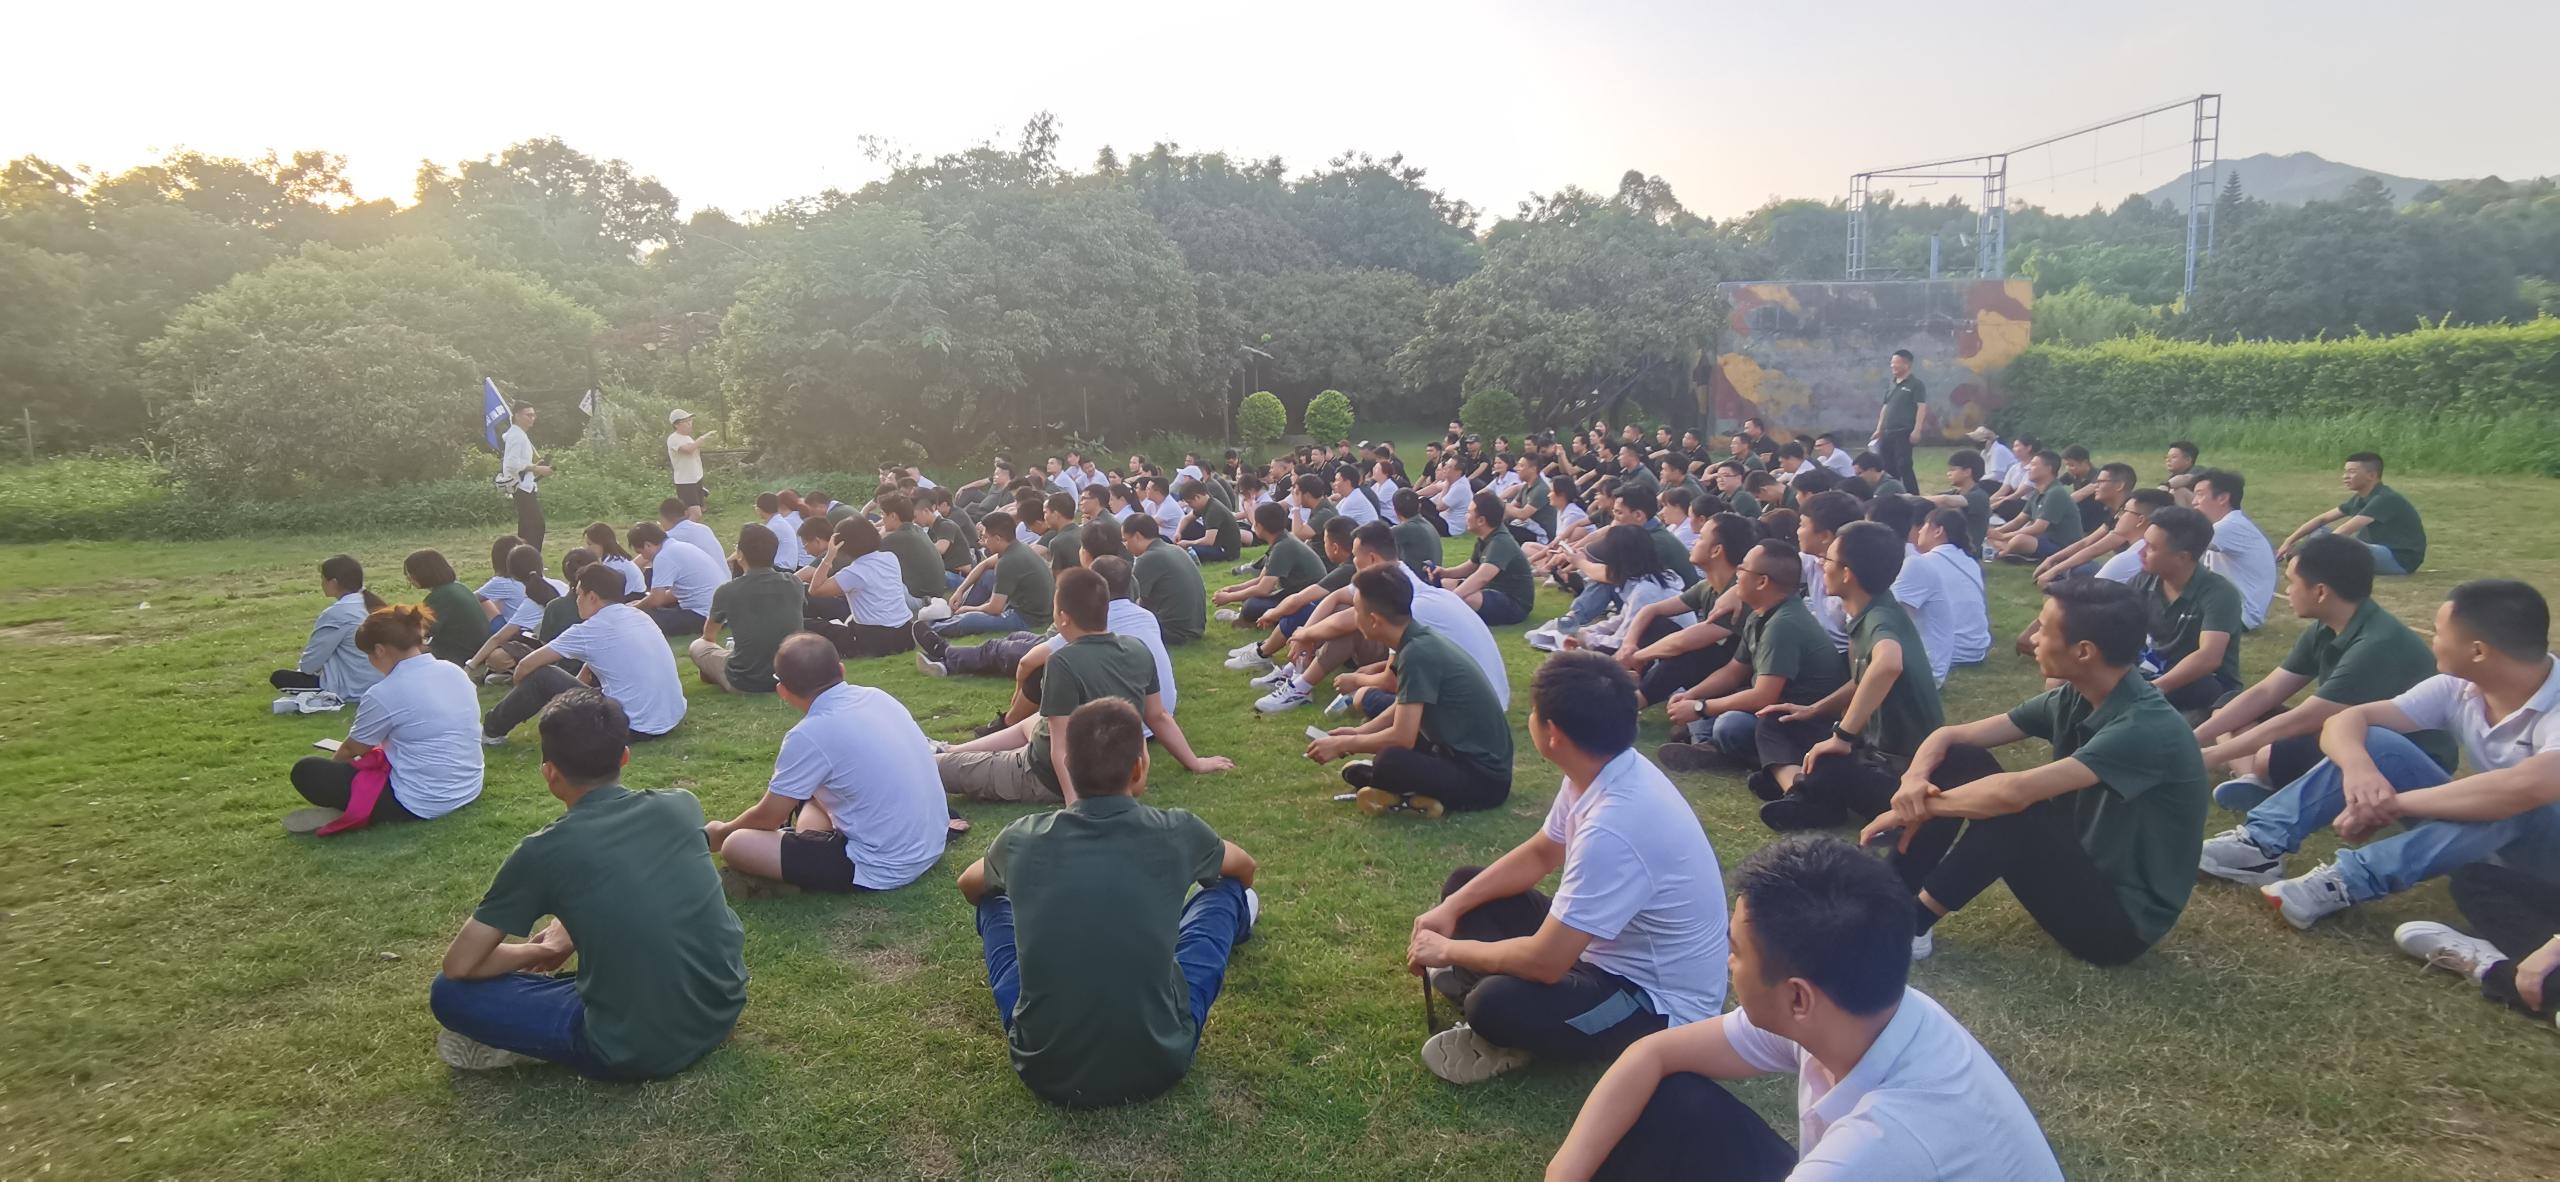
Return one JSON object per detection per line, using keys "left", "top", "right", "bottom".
{"left": 1459, "top": 974, "right": 1542, "bottom": 1049}
{"left": 1440, "top": 865, "right": 1487, "bottom": 899}
{"left": 428, "top": 973, "right": 474, "bottom": 1025}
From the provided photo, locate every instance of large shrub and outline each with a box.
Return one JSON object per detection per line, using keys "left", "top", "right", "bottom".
{"left": 1458, "top": 387, "right": 1526, "bottom": 442}
{"left": 1237, "top": 390, "right": 1287, "bottom": 450}
{"left": 1303, "top": 388, "right": 1355, "bottom": 443}
{"left": 164, "top": 326, "right": 482, "bottom": 498}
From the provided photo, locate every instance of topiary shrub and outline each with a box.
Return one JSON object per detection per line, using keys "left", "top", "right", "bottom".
{"left": 1303, "top": 388, "right": 1355, "bottom": 444}
{"left": 1237, "top": 390, "right": 1287, "bottom": 451}
{"left": 1458, "top": 387, "right": 1526, "bottom": 442}
{"left": 164, "top": 325, "right": 485, "bottom": 498}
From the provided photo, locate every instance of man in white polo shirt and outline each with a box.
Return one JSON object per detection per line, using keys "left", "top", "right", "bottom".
{"left": 1403, "top": 654, "right": 1725, "bottom": 1084}
{"left": 484, "top": 566, "right": 689, "bottom": 743}
{"left": 1547, "top": 835, "right": 2060, "bottom": 1181}
{"left": 705, "top": 634, "right": 948, "bottom": 893}
{"left": 656, "top": 498, "right": 727, "bottom": 568}
{"left": 2192, "top": 469, "right": 2276, "bottom": 631}
{"left": 666, "top": 410, "right": 712, "bottom": 509}
{"left": 631, "top": 520, "right": 728, "bottom": 635}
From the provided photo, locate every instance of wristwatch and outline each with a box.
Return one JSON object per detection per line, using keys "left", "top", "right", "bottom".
{"left": 1831, "top": 723, "right": 1863, "bottom": 747}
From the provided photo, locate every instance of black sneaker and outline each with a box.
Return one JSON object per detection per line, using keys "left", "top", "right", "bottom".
{"left": 970, "top": 713, "right": 1009, "bottom": 739}
{"left": 1759, "top": 794, "right": 1845, "bottom": 832}
{"left": 911, "top": 618, "right": 948, "bottom": 662}
{"left": 1745, "top": 767, "right": 1786, "bottom": 802}
{"left": 1654, "top": 742, "right": 1731, "bottom": 774}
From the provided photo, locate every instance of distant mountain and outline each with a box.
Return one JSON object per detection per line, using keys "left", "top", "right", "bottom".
{"left": 2144, "top": 151, "right": 2446, "bottom": 210}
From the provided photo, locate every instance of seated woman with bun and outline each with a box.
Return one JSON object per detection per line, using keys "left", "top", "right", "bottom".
{"left": 285, "top": 604, "right": 486, "bottom": 834}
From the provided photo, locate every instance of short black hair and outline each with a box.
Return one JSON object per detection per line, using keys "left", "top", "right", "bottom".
{"left": 1532, "top": 651, "right": 1638, "bottom": 756}
{"left": 2168, "top": 440, "right": 2200, "bottom": 460}
{"left": 1081, "top": 519, "right": 1127, "bottom": 563}
{"left": 2447, "top": 579, "right": 2550, "bottom": 661}
{"left": 628, "top": 521, "right": 668, "bottom": 551}
{"left": 1351, "top": 520, "right": 1398, "bottom": 559}
{"left": 1791, "top": 468, "right": 1839, "bottom": 497}
{"left": 2346, "top": 451, "right": 2384, "bottom": 474}
{"left": 2044, "top": 577, "right": 2144, "bottom": 666}
{"left": 1778, "top": 441, "right": 1807, "bottom": 461}
{"left": 1748, "top": 539, "right": 1804, "bottom": 590}
{"left": 2126, "top": 487, "right": 2173, "bottom": 512}
{"left": 1704, "top": 512, "right": 1757, "bottom": 566}
{"left": 1734, "top": 835, "right": 1912, "bottom": 1015}
{"left": 1891, "top": 348, "right": 1914, "bottom": 363}
{"left": 980, "top": 509, "right": 1017, "bottom": 538}
{"left": 1322, "top": 515, "right": 1356, "bottom": 553}
{"left": 1800, "top": 490, "right": 1863, "bottom": 537}
{"left": 1064, "top": 698, "right": 1147, "bottom": 797}
{"left": 575, "top": 564, "right": 626, "bottom": 601}
{"left": 1392, "top": 488, "right": 1420, "bottom": 518}
{"left": 2061, "top": 445, "right": 2091, "bottom": 463}
{"left": 877, "top": 492, "right": 914, "bottom": 521}
{"left": 1091, "top": 554, "right": 1133, "bottom": 599}
{"left": 2099, "top": 462, "right": 2138, "bottom": 488}
{"left": 1352, "top": 563, "right": 1413, "bottom": 621}
{"left": 1852, "top": 450, "right": 1884, "bottom": 474}
{"left": 2147, "top": 505, "right": 2214, "bottom": 558}
{"left": 537, "top": 688, "right": 628, "bottom": 785}
{"left": 1252, "top": 500, "right": 1291, "bottom": 537}
{"left": 1926, "top": 507, "right": 1976, "bottom": 558}
{"left": 1830, "top": 520, "right": 1904, "bottom": 593}
{"left": 756, "top": 491, "right": 781, "bottom": 515}
{"left": 736, "top": 520, "right": 779, "bottom": 567}
{"left": 1946, "top": 450, "right": 1984, "bottom": 478}
{"left": 658, "top": 497, "right": 687, "bottom": 519}
{"left": 1175, "top": 479, "right": 1207, "bottom": 501}
{"left": 2192, "top": 468, "right": 2245, "bottom": 508}
{"left": 775, "top": 632, "right": 844, "bottom": 698}
{"left": 1616, "top": 486, "right": 1658, "bottom": 517}
{"left": 1862, "top": 493, "right": 1919, "bottom": 539}
{"left": 1120, "top": 511, "right": 1159, "bottom": 540}
{"left": 1056, "top": 567, "right": 1108, "bottom": 631}
{"left": 2032, "top": 449, "right": 2064, "bottom": 473}
{"left": 2291, "top": 533, "right": 2376, "bottom": 604}
{"left": 1471, "top": 490, "right": 1504, "bottom": 529}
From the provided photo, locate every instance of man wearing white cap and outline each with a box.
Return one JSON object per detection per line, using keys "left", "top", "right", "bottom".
{"left": 667, "top": 410, "right": 714, "bottom": 510}
{"left": 1967, "top": 426, "right": 2018, "bottom": 487}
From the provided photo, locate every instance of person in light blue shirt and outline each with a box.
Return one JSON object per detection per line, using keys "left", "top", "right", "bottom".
{"left": 270, "top": 554, "right": 388, "bottom": 702}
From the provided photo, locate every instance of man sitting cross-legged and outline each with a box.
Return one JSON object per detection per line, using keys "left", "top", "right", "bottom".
{"left": 1984, "top": 449, "right": 2080, "bottom": 563}
{"left": 957, "top": 697, "right": 1261, "bottom": 1108}
{"left": 935, "top": 567, "right": 1230, "bottom": 805}
{"left": 1249, "top": 521, "right": 1510, "bottom": 717}
{"left": 1436, "top": 491, "right": 1538, "bottom": 626}
{"left": 1225, "top": 517, "right": 1356, "bottom": 676}
{"left": 2192, "top": 533, "right": 2455, "bottom": 812}
{"left": 429, "top": 689, "right": 747, "bottom": 1076}
{"left": 1752, "top": 521, "right": 1946, "bottom": 833}
{"left": 1123, "top": 513, "right": 1207, "bottom": 646}
{"left": 1545, "top": 835, "right": 2062, "bottom": 1181}
{"left": 689, "top": 523, "right": 806, "bottom": 694}
{"left": 2199, "top": 579, "right": 2560, "bottom": 929}
{"left": 2129, "top": 505, "right": 2247, "bottom": 715}
{"left": 1211, "top": 502, "right": 1326, "bottom": 628}
{"left": 926, "top": 552, "right": 1182, "bottom": 743}
{"left": 704, "top": 634, "right": 950, "bottom": 894}
{"left": 1404, "top": 653, "right": 1729, "bottom": 1084}
{"left": 1615, "top": 512, "right": 1752, "bottom": 708}
{"left": 484, "top": 565, "right": 688, "bottom": 745}
{"left": 1654, "top": 541, "right": 1848, "bottom": 774}
{"left": 1305, "top": 565, "right": 1515, "bottom": 818}
{"left": 1858, "top": 577, "right": 2209, "bottom": 965}
{"left": 936, "top": 510, "right": 1055, "bottom": 639}
{"left": 2278, "top": 451, "right": 2427, "bottom": 576}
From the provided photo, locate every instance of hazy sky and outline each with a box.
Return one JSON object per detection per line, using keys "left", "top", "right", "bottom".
{"left": 13, "top": 0, "right": 2556, "bottom": 225}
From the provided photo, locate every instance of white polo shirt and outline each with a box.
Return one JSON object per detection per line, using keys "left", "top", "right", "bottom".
{"left": 1399, "top": 564, "right": 1509, "bottom": 708}
{"left": 1918, "top": 545, "right": 1991, "bottom": 667}
{"left": 2391, "top": 659, "right": 2560, "bottom": 774}
{"left": 1982, "top": 440, "right": 2018, "bottom": 484}
{"left": 1370, "top": 479, "right": 1404, "bottom": 523}
{"left": 1047, "top": 600, "right": 1177, "bottom": 717}
{"left": 1889, "top": 545, "right": 1960, "bottom": 685}
{"left": 667, "top": 517, "right": 728, "bottom": 569}
{"left": 1801, "top": 552, "right": 1852, "bottom": 652}
{"left": 648, "top": 539, "right": 728, "bottom": 617}
{"left": 1818, "top": 448, "right": 1856, "bottom": 477}
{"left": 601, "top": 555, "right": 647, "bottom": 597}
{"left": 475, "top": 576, "right": 527, "bottom": 624}
{"left": 767, "top": 683, "right": 949, "bottom": 890}
{"left": 766, "top": 516, "right": 807, "bottom": 570}
{"left": 831, "top": 551, "right": 912, "bottom": 627}
{"left": 2204, "top": 508, "right": 2276, "bottom": 631}
{"left": 1720, "top": 988, "right": 2062, "bottom": 1180}
{"left": 1148, "top": 495, "right": 1186, "bottom": 538}
{"left": 505, "top": 578, "right": 569, "bottom": 633}
{"left": 1539, "top": 748, "right": 1728, "bottom": 1023}
{"left": 500, "top": 425, "right": 538, "bottom": 493}
{"left": 667, "top": 431, "right": 703, "bottom": 484}
{"left": 546, "top": 602, "right": 688, "bottom": 736}
{"left": 1437, "top": 476, "right": 1474, "bottom": 536}
{"left": 347, "top": 653, "right": 483, "bottom": 818}
{"left": 1334, "top": 487, "right": 1382, "bottom": 528}
{"left": 2097, "top": 536, "right": 2148, "bottom": 583}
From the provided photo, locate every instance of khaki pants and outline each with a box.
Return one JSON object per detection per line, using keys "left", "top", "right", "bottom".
{"left": 687, "top": 638, "right": 735, "bottom": 691}
{"left": 937, "top": 742, "right": 1059, "bottom": 805}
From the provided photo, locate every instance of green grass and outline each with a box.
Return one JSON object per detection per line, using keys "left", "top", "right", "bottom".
{"left": 4, "top": 448, "right": 2558, "bottom": 1179}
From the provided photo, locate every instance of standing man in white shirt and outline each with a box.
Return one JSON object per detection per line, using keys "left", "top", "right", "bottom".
{"left": 666, "top": 410, "right": 712, "bottom": 511}
{"left": 499, "top": 403, "right": 552, "bottom": 552}
{"left": 1547, "top": 835, "right": 2061, "bottom": 1181}
{"left": 2192, "top": 469, "right": 2277, "bottom": 631}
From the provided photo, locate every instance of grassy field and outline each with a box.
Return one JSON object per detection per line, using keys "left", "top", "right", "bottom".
{"left": 4, "top": 448, "right": 2557, "bottom": 1179}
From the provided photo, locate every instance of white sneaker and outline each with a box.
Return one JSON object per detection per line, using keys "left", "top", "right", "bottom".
{"left": 1225, "top": 650, "right": 1275, "bottom": 673}
{"left": 1911, "top": 931, "right": 1935, "bottom": 961}
{"left": 1244, "top": 887, "right": 1262, "bottom": 935}
{"left": 915, "top": 598, "right": 953, "bottom": 623}
{"left": 1214, "top": 607, "right": 1242, "bottom": 624}
{"left": 1255, "top": 678, "right": 1315, "bottom": 713}
{"left": 483, "top": 671, "right": 513, "bottom": 686}
{"left": 2262, "top": 863, "right": 2353, "bottom": 930}
{"left": 1228, "top": 641, "right": 1261, "bottom": 659}
{"left": 2199, "top": 827, "right": 2286, "bottom": 886}
{"left": 479, "top": 733, "right": 507, "bottom": 748}
{"left": 2395, "top": 921, "right": 2504, "bottom": 980}
{"left": 1421, "top": 1024, "right": 1532, "bottom": 1084}
{"left": 915, "top": 650, "right": 949, "bottom": 677}
{"left": 1524, "top": 627, "right": 1563, "bottom": 653}
{"left": 1248, "top": 665, "right": 1294, "bottom": 690}
{"left": 271, "top": 696, "right": 302, "bottom": 715}
{"left": 437, "top": 1029, "right": 538, "bottom": 1070}
{"left": 295, "top": 691, "right": 346, "bottom": 713}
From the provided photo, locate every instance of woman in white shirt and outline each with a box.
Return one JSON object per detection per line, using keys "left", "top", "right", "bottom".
{"left": 1434, "top": 461, "right": 1475, "bottom": 537}
{"left": 817, "top": 518, "right": 919, "bottom": 658}
{"left": 582, "top": 522, "right": 648, "bottom": 601}
{"left": 1573, "top": 525, "right": 1693, "bottom": 654}
{"left": 287, "top": 602, "right": 484, "bottom": 825}
{"left": 470, "top": 534, "right": 526, "bottom": 634}
{"left": 463, "top": 545, "right": 571, "bottom": 680}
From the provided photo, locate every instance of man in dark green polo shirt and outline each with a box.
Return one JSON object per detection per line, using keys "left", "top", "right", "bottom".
{"left": 1392, "top": 489, "right": 1445, "bottom": 579}
{"left": 935, "top": 568, "right": 1230, "bottom": 805}
{"left": 1306, "top": 566, "right": 1515, "bottom": 818}
{"left": 922, "top": 491, "right": 976, "bottom": 586}
{"left": 1038, "top": 492, "right": 1085, "bottom": 579}
{"left": 2194, "top": 533, "right": 2455, "bottom": 811}
{"left": 1616, "top": 485, "right": 1702, "bottom": 589}
{"left": 936, "top": 511, "right": 1054, "bottom": 638}
{"left": 1987, "top": 450, "right": 2082, "bottom": 562}
{"left": 2278, "top": 452, "right": 2426, "bottom": 575}
{"left": 958, "top": 697, "right": 1260, "bottom": 1108}
{"left": 691, "top": 526, "right": 805, "bottom": 694}
{"left": 1179, "top": 480, "right": 1244, "bottom": 562}
{"left": 1861, "top": 576, "right": 2208, "bottom": 966}
{"left": 1614, "top": 445, "right": 1660, "bottom": 499}
{"left": 1213, "top": 502, "right": 1326, "bottom": 628}
{"left": 1873, "top": 348, "right": 1928, "bottom": 492}
{"left": 2129, "top": 505, "right": 2245, "bottom": 713}
{"left": 1926, "top": 450, "right": 1993, "bottom": 551}
{"left": 1755, "top": 521, "right": 1944, "bottom": 830}
{"left": 1436, "top": 490, "right": 1537, "bottom": 627}
{"left": 1658, "top": 540, "right": 1850, "bottom": 773}
{"left": 1503, "top": 456, "right": 1557, "bottom": 543}
{"left": 1125, "top": 514, "right": 1207, "bottom": 646}
{"left": 1850, "top": 452, "right": 1906, "bottom": 500}
{"left": 876, "top": 493, "right": 951, "bottom": 606}
{"left": 429, "top": 689, "right": 747, "bottom": 1077}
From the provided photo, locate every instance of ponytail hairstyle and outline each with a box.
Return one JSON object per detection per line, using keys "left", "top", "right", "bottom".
{"left": 353, "top": 602, "right": 431, "bottom": 654}
{"left": 489, "top": 535, "right": 523, "bottom": 578}
{"left": 507, "top": 545, "right": 560, "bottom": 606}
{"left": 321, "top": 554, "right": 387, "bottom": 611}
{"left": 560, "top": 547, "right": 598, "bottom": 585}
{"left": 582, "top": 521, "right": 632, "bottom": 562}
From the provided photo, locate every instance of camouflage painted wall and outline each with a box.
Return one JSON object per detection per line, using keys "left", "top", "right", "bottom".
{"left": 1697, "top": 279, "right": 2032, "bottom": 442}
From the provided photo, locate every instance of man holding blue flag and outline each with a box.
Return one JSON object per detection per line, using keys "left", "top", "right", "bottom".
{"left": 497, "top": 398, "right": 551, "bottom": 552}
{"left": 481, "top": 378, "right": 511, "bottom": 452}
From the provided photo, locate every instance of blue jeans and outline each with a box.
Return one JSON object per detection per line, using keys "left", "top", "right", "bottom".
{"left": 1685, "top": 710, "right": 1761, "bottom": 761}
{"left": 1562, "top": 582, "right": 1618, "bottom": 629}
{"left": 944, "top": 569, "right": 966, "bottom": 591}
{"left": 2246, "top": 727, "right": 2560, "bottom": 903}
{"left": 935, "top": 607, "right": 1028, "bottom": 637}
{"left": 1474, "top": 587, "right": 1529, "bottom": 626}
{"left": 960, "top": 578, "right": 993, "bottom": 608}
{"left": 429, "top": 972, "right": 617, "bottom": 1078}
{"left": 2313, "top": 524, "right": 2409, "bottom": 575}
{"left": 1357, "top": 688, "right": 1396, "bottom": 718}
{"left": 976, "top": 878, "right": 1251, "bottom": 1045}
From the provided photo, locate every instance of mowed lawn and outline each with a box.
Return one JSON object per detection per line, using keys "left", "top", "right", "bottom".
{"left": 4, "top": 448, "right": 2557, "bottom": 1180}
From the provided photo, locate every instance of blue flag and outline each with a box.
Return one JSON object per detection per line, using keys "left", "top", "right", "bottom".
{"left": 480, "top": 379, "right": 510, "bottom": 451}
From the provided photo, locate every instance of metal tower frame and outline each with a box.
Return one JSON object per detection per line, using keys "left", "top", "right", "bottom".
{"left": 1846, "top": 94, "right": 2222, "bottom": 295}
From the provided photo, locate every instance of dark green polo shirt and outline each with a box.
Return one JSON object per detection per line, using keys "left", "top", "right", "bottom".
{"left": 1304, "top": 501, "right": 1337, "bottom": 539}
{"left": 1471, "top": 529, "right": 1536, "bottom": 609}
{"left": 1196, "top": 498, "right": 1243, "bottom": 555}
{"left": 2340, "top": 483, "right": 2426, "bottom": 570}
{"left": 2132, "top": 567, "right": 2244, "bottom": 685}
{"left": 706, "top": 568, "right": 806, "bottom": 693}
{"left": 883, "top": 523, "right": 947, "bottom": 599}
{"left": 473, "top": 784, "right": 748, "bottom": 1078}
{"left": 1393, "top": 622, "right": 1514, "bottom": 776}
{"left": 1393, "top": 516, "right": 1443, "bottom": 578}
{"left": 2280, "top": 597, "right": 2456, "bottom": 769}
{"left": 992, "top": 543, "right": 1055, "bottom": 630}
{"left": 1882, "top": 375, "right": 1925, "bottom": 434}
{"left": 929, "top": 514, "right": 977, "bottom": 572}
{"left": 1867, "top": 475, "right": 1907, "bottom": 499}
{"left": 1850, "top": 594, "right": 1944, "bottom": 757}
{"left": 1029, "top": 634, "right": 1159, "bottom": 794}
{"left": 980, "top": 795, "right": 1226, "bottom": 1107}
{"left": 1132, "top": 542, "right": 1206, "bottom": 645}
{"left": 1262, "top": 533, "right": 1327, "bottom": 598}
{"left": 1728, "top": 489, "right": 1762, "bottom": 519}
{"left": 2032, "top": 480, "right": 2083, "bottom": 545}
{"left": 1317, "top": 559, "right": 1356, "bottom": 593}
{"left": 1954, "top": 484, "right": 1991, "bottom": 550}
{"left": 2005, "top": 670, "right": 2209, "bottom": 946}
{"left": 422, "top": 581, "right": 487, "bottom": 667}
{"left": 1742, "top": 596, "right": 1849, "bottom": 704}
{"left": 1513, "top": 478, "right": 1557, "bottom": 539}
{"left": 1043, "top": 523, "right": 1084, "bottom": 577}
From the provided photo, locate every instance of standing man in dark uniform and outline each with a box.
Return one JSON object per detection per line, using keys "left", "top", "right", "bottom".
{"left": 1874, "top": 349, "right": 1928, "bottom": 495}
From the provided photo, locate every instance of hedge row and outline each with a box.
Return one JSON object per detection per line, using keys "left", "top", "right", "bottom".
{"left": 2000, "top": 320, "right": 2560, "bottom": 445}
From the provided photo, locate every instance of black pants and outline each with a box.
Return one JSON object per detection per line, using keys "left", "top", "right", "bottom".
{"left": 271, "top": 669, "right": 324, "bottom": 692}
{"left": 813, "top": 618, "right": 915, "bottom": 659}
{"left": 513, "top": 489, "right": 545, "bottom": 553}
{"left": 1417, "top": 504, "right": 1450, "bottom": 535}
{"left": 288, "top": 757, "right": 421, "bottom": 821}
{"left": 483, "top": 666, "right": 672, "bottom": 742}
{"left": 674, "top": 481, "right": 706, "bottom": 509}
{"left": 1348, "top": 742, "right": 1511, "bottom": 812}
{"left": 1437, "top": 867, "right": 1667, "bottom": 1060}
{"left": 1592, "top": 1071, "right": 1799, "bottom": 1181}
{"left": 1890, "top": 745, "right": 2155, "bottom": 966}
{"left": 1634, "top": 617, "right": 1734, "bottom": 707}
{"left": 1878, "top": 432, "right": 1917, "bottom": 495}
{"left": 2450, "top": 862, "right": 2560, "bottom": 1020}
{"left": 1749, "top": 712, "right": 1836, "bottom": 774}
{"left": 1775, "top": 743, "right": 1904, "bottom": 828}
{"left": 944, "top": 632, "right": 1045, "bottom": 678}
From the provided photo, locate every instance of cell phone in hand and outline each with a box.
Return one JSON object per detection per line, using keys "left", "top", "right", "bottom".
{"left": 312, "top": 738, "right": 342, "bottom": 753}
{"left": 1305, "top": 725, "right": 1329, "bottom": 742}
